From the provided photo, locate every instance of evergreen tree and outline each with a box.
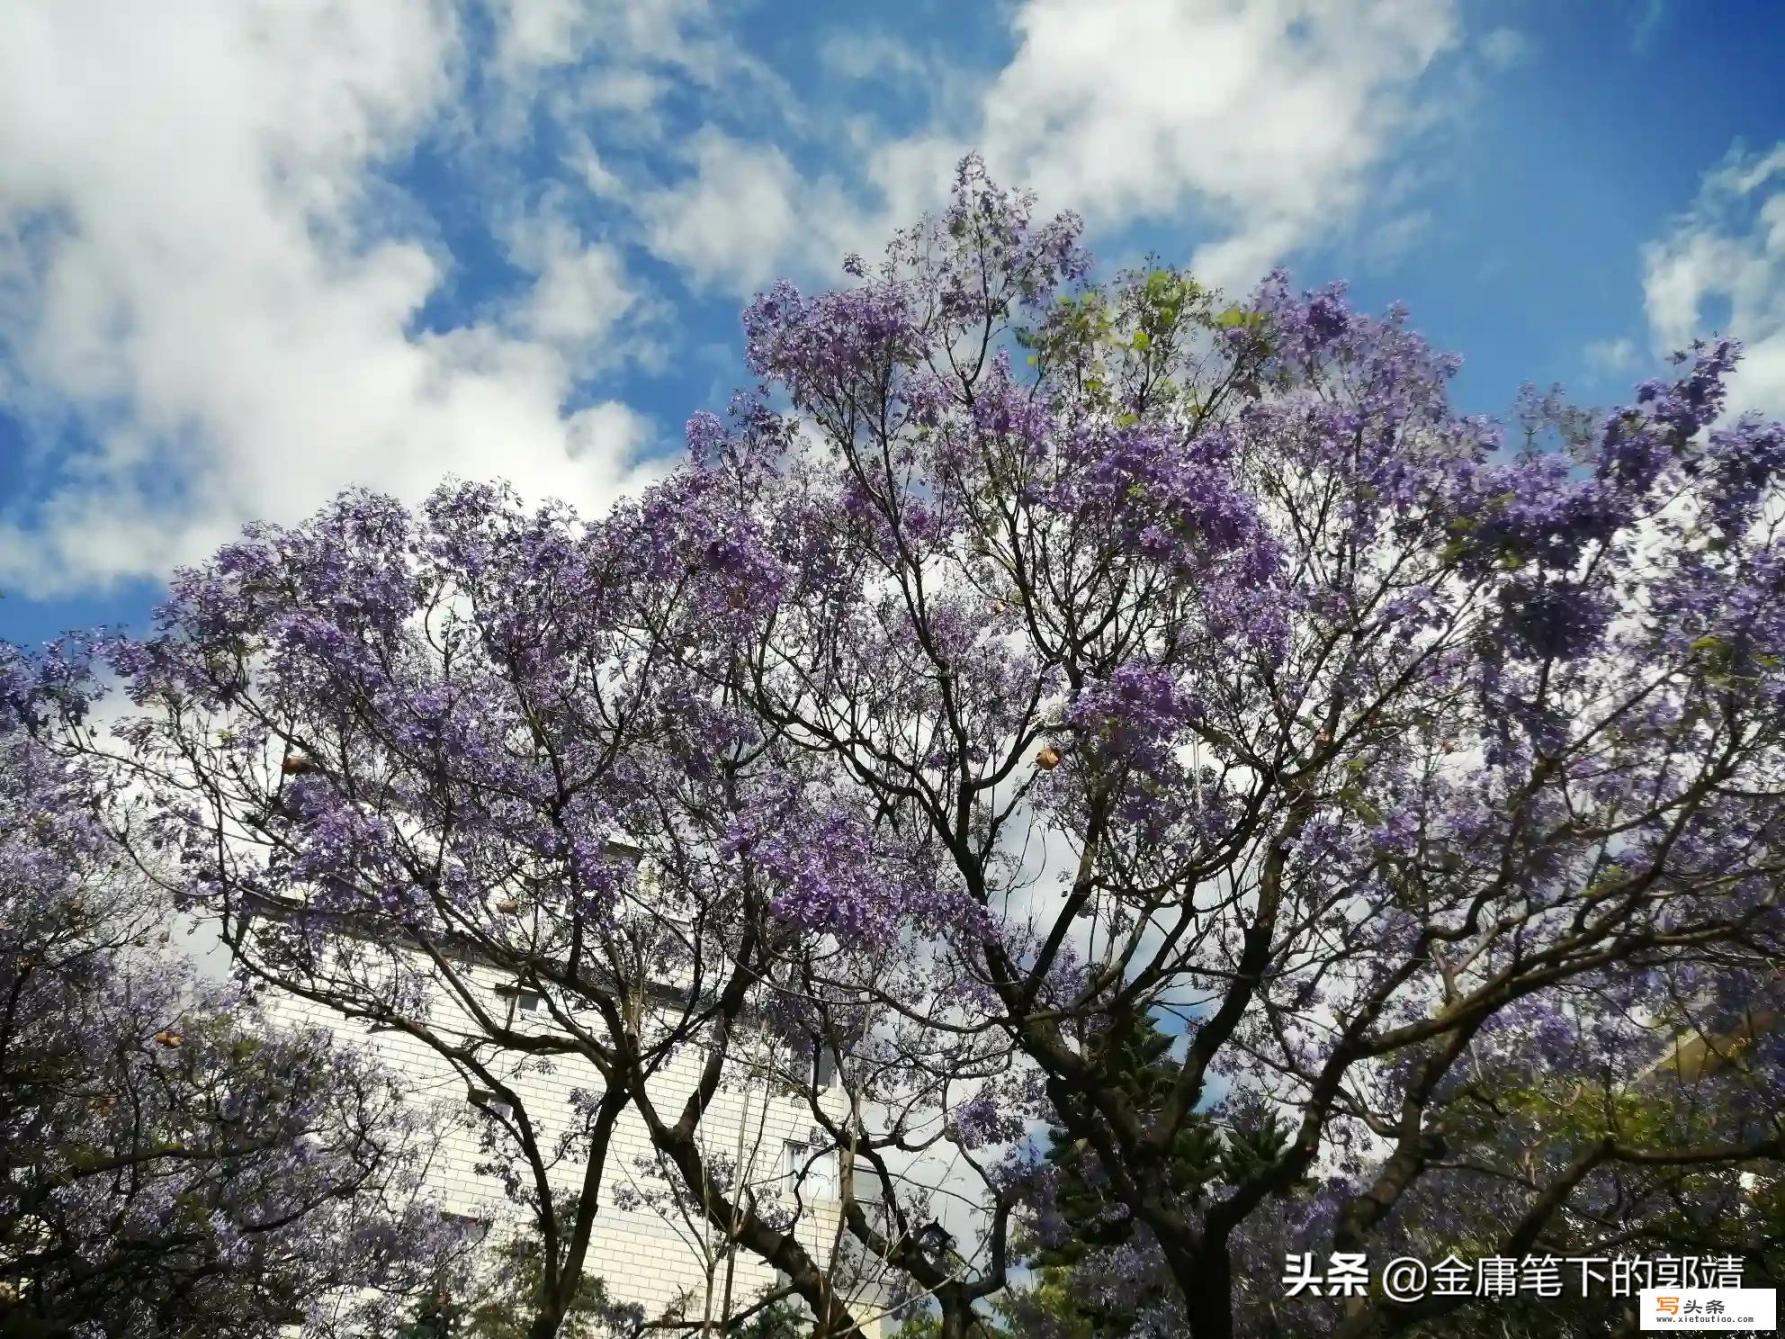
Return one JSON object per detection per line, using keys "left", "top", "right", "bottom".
{"left": 1029, "top": 1006, "right": 1300, "bottom": 1335}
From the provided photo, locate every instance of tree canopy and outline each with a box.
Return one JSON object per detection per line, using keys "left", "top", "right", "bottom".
{"left": 0, "top": 727, "right": 465, "bottom": 1337}
{"left": 10, "top": 156, "right": 1785, "bottom": 1338}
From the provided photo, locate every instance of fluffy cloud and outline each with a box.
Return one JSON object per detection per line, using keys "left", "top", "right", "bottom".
{"left": 0, "top": 0, "right": 1471, "bottom": 602}
{"left": 818, "top": 31, "right": 932, "bottom": 85}
{"left": 500, "top": 203, "right": 662, "bottom": 364}
{"left": 632, "top": 0, "right": 1460, "bottom": 299}
{"left": 1479, "top": 26, "right": 1533, "bottom": 69}
{"left": 1584, "top": 336, "right": 1640, "bottom": 377}
{"left": 635, "top": 129, "right": 842, "bottom": 294}
{"left": 0, "top": 1, "right": 658, "bottom": 598}
{"left": 1643, "top": 143, "right": 1785, "bottom": 416}
{"left": 483, "top": 0, "right": 791, "bottom": 130}
{"left": 977, "top": 0, "right": 1458, "bottom": 290}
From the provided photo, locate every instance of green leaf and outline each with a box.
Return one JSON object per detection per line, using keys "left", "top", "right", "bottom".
{"left": 1339, "top": 783, "right": 1382, "bottom": 825}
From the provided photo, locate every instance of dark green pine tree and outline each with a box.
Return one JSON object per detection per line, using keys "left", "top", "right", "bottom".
{"left": 729, "top": 1298, "right": 811, "bottom": 1338}
{"left": 1029, "top": 1004, "right": 1298, "bottom": 1336}
{"left": 1029, "top": 1007, "right": 1219, "bottom": 1335}
{"left": 395, "top": 1289, "right": 464, "bottom": 1339}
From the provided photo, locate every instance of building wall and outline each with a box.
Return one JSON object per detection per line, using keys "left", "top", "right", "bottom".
{"left": 262, "top": 954, "right": 887, "bottom": 1335}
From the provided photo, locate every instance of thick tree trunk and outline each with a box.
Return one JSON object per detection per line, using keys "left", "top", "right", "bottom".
{"left": 937, "top": 1298, "right": 971, "bottom": 1339}
{"left": 1181, "top": 1243, "right": 1235, "bottom": 1339}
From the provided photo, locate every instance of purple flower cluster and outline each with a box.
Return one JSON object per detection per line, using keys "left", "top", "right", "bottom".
{"left": 11, "top": 155, "right": 1785, "bottom": 1339}
{"left": 723, "top": 785, "right": 965, "bottom": 947}
{"left": 0, "top": 729, "right": 465, "bottom": 1335}
{"left": 1065, "top": 665, "right": 1203, "bottom": 780}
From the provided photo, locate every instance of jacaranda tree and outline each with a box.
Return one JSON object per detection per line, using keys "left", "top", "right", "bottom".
{"left": 0, "top": 712, "right": 468, "bottom": 1336}
{"left": 18, "top": 158, "right": 1785, "bottom": 1337}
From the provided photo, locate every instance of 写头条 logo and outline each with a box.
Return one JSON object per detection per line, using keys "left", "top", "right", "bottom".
{"left": 1639, "top": 1289, "right": 1777, "bottom": 1330}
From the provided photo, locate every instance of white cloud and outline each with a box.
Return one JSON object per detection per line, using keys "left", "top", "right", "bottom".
{"left": 520, "top": 235, "right": 637, "bottom": 347}
{"left": 0, "top": 0, "right": 1483, "bottom": 601}
{"left": 582, "top": 68, "right": 672, "bottom": 116}
{"left": 487, "top": 0, "right": 723, "bottom": 88}
{"left": 634, "top": 128, "right": 867, "bottom": 295}
{"left": 1361, "top": 207, "right": 1434, "bottom": 272}
{"left": 1479, "top": 26, "right": 1533, "bottom": 69}
{"left": 567, "top": 138, "right": 627, "bottom": 200}
{"left": 636, "top": 130, "right": 796, "bottom": 292}
{"left": 976, "top": 0, "right": 1459, "bottom": 291}
{"left": 499, "top": 201, "right": 663, "bottom": 366}
{"left": 1642, "top": 143, "right": 1785, "bottom": 416}
{"left": 0, "top": 1, "right": 659, "bottom": 598}
{"left": 635, "top": 0, "right": 1460, "bottom": 300}
{"left": 482, "top": 0, "right": 796, "bottom": 143}
{"left": 1583, "top": 335, "right": 1639, "bottom": 378}
{"left": 818, "top": 30, "right": 929, "bottom": 84}
{"left": 489, "top": 0, "right": 600, "bottom": 76}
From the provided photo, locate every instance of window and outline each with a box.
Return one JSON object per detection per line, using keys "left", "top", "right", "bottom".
{"left": 467, "top": 1088, "right": 513, "bottom": 1121}
{"left": 493, "top": 981, "right": 544, "bottom": 1015}
{"left": 441, "top": 1212, "right": 491, "bottom": 1246}
{"left": 782, "top": 1140, "right": 838, "bottom": 1199}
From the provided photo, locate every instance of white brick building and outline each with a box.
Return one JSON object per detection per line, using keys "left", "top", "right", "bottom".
{"left": 262, "top": 940, "right": 894, "bottom": 1336}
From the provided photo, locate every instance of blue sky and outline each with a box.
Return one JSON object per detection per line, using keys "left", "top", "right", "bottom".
{"left": 2, "top": 0, "right": 1782, "bottom": 647}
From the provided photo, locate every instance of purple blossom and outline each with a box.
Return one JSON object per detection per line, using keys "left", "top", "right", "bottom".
{"left": 15, "top": 156, "right": 1785, "bottom": 1339}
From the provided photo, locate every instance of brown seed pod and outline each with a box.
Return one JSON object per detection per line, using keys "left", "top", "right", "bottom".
{"left": 1035, "top": 745, "right": 1061, "bottom": 770}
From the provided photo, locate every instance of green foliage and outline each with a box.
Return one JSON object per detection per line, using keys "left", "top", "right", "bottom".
{"left": 1039, "top": 1008, "right": 1217, "bottom": 1261}
{"left": 1011, "top": 260, "right": 1269, "bottom": 426}
{"left": 1027, "top": 1006, "right": 1313, "bottom": 1335}
{"left": 730, "top": 1298, "right": 811, "bottom": 1338}
{"left": 401, "top": 1237, "right": 626, "bottom": 1339}
{"left": 892, "top": 1305, "right": 1018, "bottom": 1339}
{"left": 890, "top": 1314, "right": 944, "bottom": 1339}
{"left": 1029, "top": 1008, "right": 1215, "bottom": 1333}
{"left": 990, "top": 1266, "right": 1092, "bottom": 1338}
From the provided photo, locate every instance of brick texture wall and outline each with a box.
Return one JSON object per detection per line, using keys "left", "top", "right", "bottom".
{"left": 262, "top": 955, "right": 890, "bottom": 1335}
